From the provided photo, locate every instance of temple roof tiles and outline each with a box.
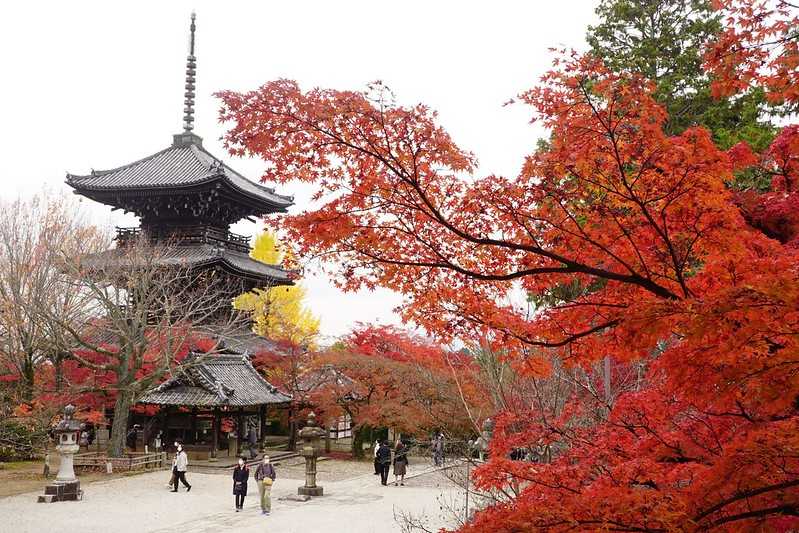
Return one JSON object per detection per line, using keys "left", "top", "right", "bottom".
{"left": 66, "top": 141, "right": 292, "bottom": 213}
{"left": 138, "top": 353, "right": 292, "bottom": 407}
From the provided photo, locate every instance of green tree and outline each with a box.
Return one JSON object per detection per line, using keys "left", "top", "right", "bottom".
{"left": 587, "top": 0, "right": 776, "bottom": 189}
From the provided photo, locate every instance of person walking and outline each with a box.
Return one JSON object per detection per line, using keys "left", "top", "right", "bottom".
{"left": 232, "top": 457, "right": 249, "bottom": 511}
{"left": 376, "top": 440, "right": 392, "bottom": 486}
{"left": 433, "top": 433, "right": 445, "bottom": 467}
{"left": 126, "top": 424, "right": 139, "bottom": 452}
{"left": 86, "top": 424, "right": 96, "bottom": 448}
{"left": 393, "top": 440, "right": 409, "bottom": 486}
{"left": 167, "top": 441, "right": 179, "bottom": 489}
{"left": 79, "top": 429, "right": 89, "bottom": 450}
{"left": 373, "top": 440, "right": 381, "bottom": 475}
{"left": 171, "top": 443, "right": 191, "bottom": 492}
{"left": 254, "top": 455, "right": 277, "bottom": 515}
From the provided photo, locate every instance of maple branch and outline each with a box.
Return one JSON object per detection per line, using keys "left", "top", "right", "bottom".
{"left": 348, "top": 240, "right": 580, "bottom": 281}
{"left": 693, "top": 479, "right": 799, "bottom": 525}
{"left": 478, "top": 316, "right": 621, "bottom": 349}
{"left": 702, "top": 504, "right": 799, "bottom": 529}
{"left": 245, "top": 103, "right": 682, "bottom": 301}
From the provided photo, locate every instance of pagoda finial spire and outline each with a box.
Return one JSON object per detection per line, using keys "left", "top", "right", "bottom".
{"left": 182, "top": 11, "right": 197, "bottom": 133}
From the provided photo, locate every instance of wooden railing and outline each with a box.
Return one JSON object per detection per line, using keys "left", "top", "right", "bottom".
{"left": 74, "top": 451, "right": 168, "bottom": 472}
{"left": 116, "top": 225, "right": 251, "bottom": 253}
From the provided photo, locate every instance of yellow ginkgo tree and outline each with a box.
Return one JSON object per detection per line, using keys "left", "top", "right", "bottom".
{"left": 234, "top": 231, "right": 320, "bottom": 345}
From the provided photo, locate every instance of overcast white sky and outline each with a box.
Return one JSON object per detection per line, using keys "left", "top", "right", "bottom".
{"left": 0, "top": 1, "right": 597, "bottom": 340}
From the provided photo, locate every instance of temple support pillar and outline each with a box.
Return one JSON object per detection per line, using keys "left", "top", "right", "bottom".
{"left": 259, "top": 405, "right": 267, "bottom": 450}
{"left": 190, "top": 408, "right": 197, "bottom": 444}
{"left": 236, "top": 409, "right": 244, "bottom": 457}
{"left": 210, "top": 409, "right": 220, "bottom": 461}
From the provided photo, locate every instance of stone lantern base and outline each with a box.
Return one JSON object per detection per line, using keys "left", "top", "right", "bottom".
{"left": 298, "top": 485, "right": 323, "bottom": 497}
{"left": 37, "top": 480, "right": 82, "bottom": 503}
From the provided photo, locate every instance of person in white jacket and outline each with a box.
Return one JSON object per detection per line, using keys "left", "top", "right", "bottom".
{"left": 171, "top": 443, "right": 192, "bottom": 492}
{"left": 373, "top": 440, "right": 381, "bottom": 475}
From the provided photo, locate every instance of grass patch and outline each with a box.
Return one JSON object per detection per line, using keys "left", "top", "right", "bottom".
{"left": 0, "top": 460, "right": 42, "bottom": 471}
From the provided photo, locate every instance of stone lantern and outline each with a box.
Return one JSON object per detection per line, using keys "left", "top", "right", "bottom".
{"left": 475, "top": 417, "right": 494, "bottom": 461}
{"left": 38, "top": 405, "right": 84, "bottom": 503}
{"left": 297, "top": 412, "right": 326, "bottom": 497}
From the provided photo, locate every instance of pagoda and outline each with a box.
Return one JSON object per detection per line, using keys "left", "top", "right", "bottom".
{"left": 66, "top": 12, "right": 293, "bottom": 294}
{"left": 65, "top": 13, "right": 294, "bottom": 459}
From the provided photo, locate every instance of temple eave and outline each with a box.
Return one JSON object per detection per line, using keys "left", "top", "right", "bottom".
{"left": 81, "top": 245, "right": 295, "bottom": 288}
{"left": 66, "top": 176, "right": 291, "bottom": 214}
{"left": 137, "top": 352, "right": 293, "bottom": 407}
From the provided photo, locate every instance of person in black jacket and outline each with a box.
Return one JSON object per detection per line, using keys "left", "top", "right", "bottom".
{"left": 376, "top": 440, "right": 392, "bottom": 486}
{"left": 232, "top": 457, "right": 250, "bottom": 511}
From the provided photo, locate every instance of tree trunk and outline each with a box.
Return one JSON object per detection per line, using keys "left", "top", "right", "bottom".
{"left": 54, "top": 355, "right": 64, "bottom": 393}
{"left": 287, "top": 406, "right": 297, "bottom": 451}
{"left": 351, "top": 424, "right": 368, "bottom": 459}
{"left": 108, "top": 389, "right": 135, "bottom": 457}
{"left": 21, "top": 357, "right": 35, "bottom": 402}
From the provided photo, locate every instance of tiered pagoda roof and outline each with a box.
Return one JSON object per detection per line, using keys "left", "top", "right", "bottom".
{"left": 65, "top": 135, "right": 292, "bottom": 224}
{"left": 65, "top": 12, "right": 294, "bottom": 291}
{"left": 68, "top": 12, "right": 295, "bottom": 419}
{"left": 80, "top": 244, "right": 294, "bottom": 287}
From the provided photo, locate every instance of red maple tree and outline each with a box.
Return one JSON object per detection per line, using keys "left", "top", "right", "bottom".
{"left": 705, "top": 0, "right": 799, "bottom": 108}
{"left": 216, "top": 6, "right": 799, "bottom": 529}
{"left": 298, "top": 324, "right": 484, "bottom": 456}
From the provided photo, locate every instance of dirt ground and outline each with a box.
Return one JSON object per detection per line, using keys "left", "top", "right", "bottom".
{"left": 0, "top": 459, "right": 464, "bottom": 533}
{"left": 277, "top": 455, "right": 376, "bottom": 481}
{"left": 0, "top": 454, "right": 431, "bottom": 498}
{"left": 0, "top": 458, "right": 153, "bottom": 499}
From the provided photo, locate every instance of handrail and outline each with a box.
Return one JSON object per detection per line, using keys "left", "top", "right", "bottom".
{"left": 116, "top": 226, "right": 251, "bottom": 253}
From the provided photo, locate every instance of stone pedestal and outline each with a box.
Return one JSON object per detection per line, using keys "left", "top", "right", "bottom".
{"left": 38, "top": 405, "right": 84, "bottom": 503}
{"left": 55, "top": 443, "right": 78, "bottom": 483}
{"left": 297, "top": 412, "right": 326, "bottom": 497}
{"left": 297, "top": 448, "right": 323, "bottom": 496}
{"left": 298, "top": 485, "right": 324, "bottom": 497}
{"left": 38, "top": 481, "right": 82, "bottom": 503}
{"left": 475, "top": 417, "right": 494, "bottom": 461}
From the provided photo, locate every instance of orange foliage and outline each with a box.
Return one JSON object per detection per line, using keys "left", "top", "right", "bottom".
{"left": 303, "top": 325, "right": 482, "bottom": 438}
{"left": 216, "top": 13, "right": 799, "bottom": 531}
{"left": 705, "top": 0, "right": 799, "bottom": 107}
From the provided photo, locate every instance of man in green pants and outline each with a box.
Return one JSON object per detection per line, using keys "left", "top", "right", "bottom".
{"left": 254, "top": 455, "right": 276, "bottom": 515}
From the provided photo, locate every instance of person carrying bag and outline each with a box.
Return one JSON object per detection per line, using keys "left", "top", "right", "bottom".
{"left": 254, "top": 455, "right": 277, "bottom": 515}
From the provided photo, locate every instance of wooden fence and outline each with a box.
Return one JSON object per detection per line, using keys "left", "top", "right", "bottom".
{"left": 74, "top": 451, "right": 168, "bottom": 472}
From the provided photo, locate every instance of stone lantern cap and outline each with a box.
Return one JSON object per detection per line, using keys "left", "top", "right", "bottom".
{"left": 53, "top": 405, "right": 83, "bottom": 434}
{"left": 298, "top": 412, "right": 326, "bottom": 441}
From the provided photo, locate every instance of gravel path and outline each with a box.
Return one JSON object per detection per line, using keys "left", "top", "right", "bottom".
{"left": 0, "top": 460, "right": 462, "bottom": 533}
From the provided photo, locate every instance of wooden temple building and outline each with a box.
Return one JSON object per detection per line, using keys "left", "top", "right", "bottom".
{"left": 65, "top": 13, "right": 294, "bottom": 459}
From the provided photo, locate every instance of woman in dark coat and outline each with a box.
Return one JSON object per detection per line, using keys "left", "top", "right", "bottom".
{"left": 232, "top": 457, "right": 250, "bottom": 511}
{"left": 393, "top": 440, "right": 409, "bottom": 486}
